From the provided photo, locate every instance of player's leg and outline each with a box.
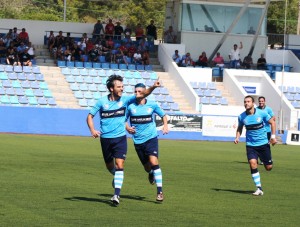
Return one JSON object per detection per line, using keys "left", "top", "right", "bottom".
{"left": 258, "top": 144, "right": 273, "bottom": 171}
{"left": 247, "top": 146, "right": 263, "bottom": 196}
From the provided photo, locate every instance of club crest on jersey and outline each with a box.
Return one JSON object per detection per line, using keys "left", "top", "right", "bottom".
{"left": 104, "top": 104, "right": 109, "bottom": 109}
{"left": 147, "top": 108, "right": 153, "bottom": 113}
{"left": 256, "top": 117, "right": 261, "bottom": 122}
{"left": 118, "top": 101, "right": 123, "bottom": 107}
{"left": 131, "top": 108, "right": 137, "bottom": 114}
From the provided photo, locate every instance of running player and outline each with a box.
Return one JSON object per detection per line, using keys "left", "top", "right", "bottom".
{"left": 86, "top": 75, "right": 160, "bottom": 206}
{"left": 234, "top": 95, "right": 277, "bottom": 196}
{"left": 126, "top": 83, "right": 169, "bottom": 202}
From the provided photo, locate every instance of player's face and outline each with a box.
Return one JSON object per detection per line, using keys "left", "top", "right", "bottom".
{"left": 111, "top": 80, "right": 123, "bottom": 97}
{"left": 258, "top": 98, "right": 265, "bottom": 108}
{"left": 244, "top": 97, "right": 254, "bottom": 111}
{"left": 134, "top": 87, "right": 145, "bottom": 100}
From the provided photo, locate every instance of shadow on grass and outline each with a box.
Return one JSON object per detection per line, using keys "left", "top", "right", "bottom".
{"left": 233, "top": 161, "right": 249, "bottom": 164}
{"left": 212, "top": 188, "right": 253, "bottom": 194}
{"left": 64, "top": 194, "right": 161, "bottom": 207}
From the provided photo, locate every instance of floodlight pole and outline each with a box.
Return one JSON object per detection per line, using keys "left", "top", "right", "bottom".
{"left": 64, "top": 0, "right": 67, "bottom": 22}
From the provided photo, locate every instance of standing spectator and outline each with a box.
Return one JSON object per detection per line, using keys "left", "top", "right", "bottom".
{"left": 86, "top": 75, "right": 160, "bottom": 206}
{"left": 234, "top": 95, "right": 277, "bottom": 196}
{"left": 0, "top": 39, "right": 6, "bottom": 58}
{"left": 12, "top": 27, "right": 18, "bottom": 43}
{"left": 164, "top": 26, "right": 177, "bottom": 43}
{"left": 105, "top": 19, "right": 115, "bottom": 40}
{"left": 64, "top": 32, "right": 73, "bottom": 47}
{"left": 135, "top": 23, "right": 144, "bottom": 42}
{"left": 93, "top": 20, "right": 104, "bottom": 43}
{"left": 172, "top": 50, "right": 181, "bottom": 66}
{"left": 242, "top": 54, "right": 253, "bottom": 69}
{"left": 146, "top": 20, "right": 157, "bottom": 42}
{"left": 229, "top": 42, "right": 243, "bottom": 68}
{"left": 114, "top": 22, "right": 124, "bottom": 40}
{"left": 124, "top": 24, "right": 132, "bottom": 37}
{"left": 18, "top": 28, "right": 29, "bottom": 45}
{"left": 55, "top": 31, "right": 65, "bottom": 49}
{"left": 195, "top": 51, "right": 208, "bottom": 67}
{"left": 126, "top": 83, "right": 169, "bottom": 202}
{"left": 181, "top": 52, "right": 194, "bottom": 67}
{"left": 213, "top": 52, "right": 225, "bottom": 67}
{"left": 257, "top": 54, "right": 267, "bottom": 70}
{"left": 48, "top": 31, "right": 56, "bottom": 52}
{"left": 142, "top": 50, "right": 150, "bottom": 65}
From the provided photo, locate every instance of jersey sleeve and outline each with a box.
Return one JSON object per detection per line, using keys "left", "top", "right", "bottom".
{"left": 238, "top": 115, "right": 244, "bottom": 126}
{"left": 267, "top": 107, "right": 274, "bottom": 118}
{"left": 89, "top": 99, "right": 102, "bottom": 116}
{"left": 153, "top": 102, "right": 165, "bottom": 118}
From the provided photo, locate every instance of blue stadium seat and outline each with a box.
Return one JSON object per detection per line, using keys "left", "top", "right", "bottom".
{"left": 287, "top": 86, "right": 296, "bottom": 93}
{"left": 10, "top": 96, "right": 20, "bottom": 105}
{"left": 101, "top": 63, "right": 110, "bottom": 69}
{"left": 5, "top": 65, "right": 13, "bottom": 72}
{"left": 93, "top": 92, "right": 101, "bottom": 100}
{"left": 75, "top": 76, "right": 84, "bottom": 83}
{"left": 79, "top": 84, "right": 88, "bottom": 91}
{"left": 210, "top": 97, "right": 219, "bottom": 105}
{"left": 199, "top": 82, "right": 207, "bottom": 89}
{"left": 98, "top": 69, "right": 106, "bottom": 77}
{"left": 284, "top": 64, "right": 291, "bottom": 72}
{"left": 5, "top": 88, "right": 15, "bottom": 96}
{"left": 207, "top": 82, "right": 216, "bottom": 90}
{"left": 190, "top": 81, "right": 198, "bottom": 89}
{"left": 66, "top": 75, "right": 75, "bottom": 83}
{"left": 161, "top": 102, "right": 171, "bottom": 110}
{"left": 57, "top": 60, "right": 66, "bottom": 67}
{"left": 84, "top": 62, "right": 93, "bottom": 69}
{"left": 93, "top": 77, "right": 102, "bottom": 84}
{"left": 204, "top": 89, "right": 213, "bottom": 97}
{"left": 155, "top": 95, "right": 165, "bottom": 102}
{"left": 61, "top": 67, "right": 71, "bottom": 75}
{"left": 26, "top": 73, "right": 36, "bottom": 81}
{"left": 88, "top": 69, "right": 98, "bottom": 77}
{"left": 220, "top": 97, "right": 228, "bottom": 105}
{"left": 8, "top": 72, "right": 18, "bottom": 80}
{"left": 2, "top": 80, "right": 11, "bottom": 88}
{"left": 39, "top": 82, "right": 48, "bottom": 90}
{"left": 80, "top": 68, "right": 89, "bottom": 76}
{"left": 48, "top": 98, "right": 57, "bottom": 106}
{"left": 81, "top": 55, "right": 88, "bottom": 62}
{"left": 71, "top": 68, "right": 80, "bottom": 76}
{"left": 125, "top": 86, "right": 133, "bottom": 94}
{"left": 98, "top": 84, "right": 107, "bottom": 92}
{"left": 170, "top": 102, "right": 180, "bottom": 111}
{"left": 274, "top": 64, "right": 282, "bottom": 72}
{"left": 84, "top": 76, "right": 93, "bottom": 84}
{"left": 25, "top": 89, "right": 35, "bottom": 97}
{"left": 23, "top": 66, "right": 32, "bottom": 73}
{"left": 87, "top": 99, "right": 96, "bottom": 107}
{"left": 196, "top": 89, "right": 204, "bottom": 97}
{"left": 34, "top": 89, "right": 44, "bottom": 97}
{"left": 165, "top": 95, "right": 174, "bottom": 103}
{"left": 0, "top": 72, "right": 8, "bottom": 80}
{"left": 78, "top": 99, "right": 88, "bottom": 107}
{"left": 74, "top": 91, "right": 84, "bottom": 99}
{"left": 93, "top": 62, "right": 101, "bottom": 69}
{"left": 99, "top": 56, "right": 106, "bottom": 63}
{"left": 18, "top": 96, "right": 29, "bottom": 105}
{"left": 145, "top": 65, "right": 153, "bottom": 71}
{"left": 110, "top": 63, "right": 118, "bottom": 70}
{"left": 38, "top": 97, "right": 48, "bottom": 105}
{"left": 294, "top": 93, "right": 300, "bottom": 101}
{"left": 149, "top": 72, "right": 158, "bottom": 80}
{"left": 160, "top": 87, "right": 169, "bottom": 95}
{"left": 215, "top": 90, "right": 222, "bottom": 97}
{"left": 66, "top": 61, "right": 75, "bottom": 68}
{"left": 43, "top": 90, "right": 53, "bottom": 98}
{"left": 32, "top": 67, "right": 41, "bottom": 74}
{"left": 119, "top": 64, "right": 127, "bottom": 70}
{"left": 28, "top": 97, "right": 38, "bottom": 105}
{"left": 88, "top": 84, "right": 97, "bottom": 92}
{"left": 136, "top": 65, "right": 145, "bottom": 71}
{"left": 285, "top": 93, "right": 294, "bottom": 101}
{"left": 13, "top": 66, "right": 23, "bottom": 73}
{"left": 141, "top": 71, "right": 150, "bottom": 79}
{"left": 75, "top": 61, "right": 84, "bottom": 68}
{"left": 15, "top": 88, "right": 25, "bottom": 96}
{"left": 84, "top": 91, "right": 93, "bottom": 99}
{"left": 1, "top": 95, "right": 11, "bottom": 104}
{"left": 133, "top": 71, "right": 142, "bottom": 79}
{"left": 128, "top": 64, "right": 136, "bottom": 71}
{"left": 21, "top": 81, "right": 30, "bottom": 89}
{"left": 0, "top": 65, "right": 4, "bottom": 72}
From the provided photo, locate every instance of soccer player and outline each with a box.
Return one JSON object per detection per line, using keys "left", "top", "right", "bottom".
{"left": 257, "top": 96, "right": 275, "bottom": 165}
{"left": 234, "top": 95, "right": 277, "bottom": 196}
{"left": 126, "top": 83, "right": 169, "bottom": 202}
{"left": 86, "top": 75, "right": 160, "bottom": 206}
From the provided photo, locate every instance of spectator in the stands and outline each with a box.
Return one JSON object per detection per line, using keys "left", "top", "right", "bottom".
{"left": 127, "top": 43, "right": 136, "bottom": 61}
{"left": 93, "top": 20, "right": 104, "bottom": 43}
{"left": 77, "top": 41, "right": 86, "bottom": 55}
{"left": 114, "top": 22, "right": 124, "bottom": 40}
{"left": 27, "top": 42, "right": 35, "bottom": 59}
{"left": 213, "top": 52, "right": 225, "bottom": 67}
{"left": 105, "top": 19, "right": 115, "bottom": 40}
{"left": 181, "top": 52, "right": 194, "bottom": 67}
{"left": 137, "top": 35, "right": 149, "bottom": 52}
{"left": 0, "top": 39, "right": 6, "bottom": 58}
{"left": 3, "top": 29, "right": 13, "bottom": 48}
{"left": 133, "top": 49, "right": 143, "bottom": 64}
{"left": 48, "top": 31, "right": 56, "bottom": 52}
{"left": 195, "top": 51, "right": 208, "bottom": 67}
{"left": 135, "top": 23, "right": 144, "bottom": 42}
{"left": 88, "top": 44, "right": 99, "bottom": 62}
{"left": 142, "top": 50, "right": 150, "bottom": 65}
{"left": 229, "top": 42, "right": 243, "bottom": 68}
{"left": 18, "top": 28, "right": 29, "bottom": 45}
{"left": 6, "top": 47, "right": 19, "bottom": 66}
{"left": 146, "top": 20, "right": 157, "bottom": 42}
{"left": 164, "top": 26, "right": 177, "bottom": 43}
{"left": 19, "top": 47, "right": 32, "bottom": 66}
{"left": 172, "top": 50, "right": 181, "bottom": 66}
{"left": 16, "top": 41, "right": 27, "bottom": 56}
{"left": 12, "top": 27, "right": 18, "bottom": 43}
{"left": 242, "top": 54, "right": 253, "bottom": 69}
{"left": 122, "top": 32, "right": 133, "bottom": 48}
{"left": 71, "top": 43, "right": 83, "bottom": 62}
{"left": 64, "top": 45, "right": 72, "bottom": 62}
{"left": 64, "top": 32, "right": 73, "bottom": 47}
{"left": 247, "top": 26, "right": 255, "bottom": 35}
{"left": 86, "top": 39, "right": 94, "bottom": 54}
{"left": 257, "top": 53, "right": 267, "bottom": 70}
{"left": 106, "top": 36, "right": 114, "bottom": 49}
{"left": 124, "top": 24, "right": 132, "bottom": 37}
{"left": 55, "top": 31, "right": 65, "bottom": 49}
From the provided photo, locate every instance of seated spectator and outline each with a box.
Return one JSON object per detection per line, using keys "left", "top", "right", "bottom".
{"left": 137, "top": 36, "right": 149, "bottom": 52}
{"left": 181, "top": 52, "right": 194, "bottom": 67}
{"left": 64, "top": 32, "right": 73, "bottom": 47}
{"left": 142, "top": 50, "right": 150, "bottom": 65}
{"left": 0, "top": 39, "right": 6, "bottom": 58}
{"left": 242, "top": 54, "right": 253, "bottom": 69}
{"left": 172, "top": 50, "right": 181, "bottom": 66}
{"left": 133, "top": 50, "right": 143, "bottom": 64}
{"left": 127, "top": 44, "right": 136, "bottom": 60}
{"left": 114, "top": 22, "right": 124, "bottom": 40}
{"left": 118, "top": 49, "right": 128, "bottom": 65}
{"left": 86, "top": 39, "right": 94, "bottom": 54}
{"left": 135, "top": 23, "right": 144, "bottom": 42}
{"left": 213, "top": 52, "right": 225, "bottom": 67}
{"left": 77, "top": 41, "right": 86, "bottom": 55}
{"left": 55, "top": 31, "right": 65, "bottom": 49}
{"left": 19, "top": 48, "right": 32, "bottom": 66}
{"left": 71, "top": 43, "right": 83, "bottom": 62}
{"left": 16, "top": 42, "right": 28, "bottom": 56}
{"left": 88, "top": 44, "right": 99, "bottom": 62}
{"left": 106, "top": 36, "right": 114, "bottom": 49}
{"left": 247, "top": 26, "right": 255, "bottom": 35}
{"left": 18, "top": 28, "right": 29, "bottom": 45}
{"left": 3, "top": 29, "right": 13, "bottom": 48}
{"left": 122, "top": 32, "right": 133, "bottom": 48}
{"left": 64, "top": 45, "right": 72, "bottom": 61}
{"left": 204, "top": 25, "right": 214, "bottom": 32}
{"left": 195, "top": 51, "right": 208, "bottom": 67}
{"left": 12, "top": 27, "right": 18, "bottom": 43}
{"left": 6, "top": 47, "right": 19, "bottom": 66}
{"left": 27, "top": 42, "right": 35, "bottom": 59}
{"left": 257, "top": 54, "right": 267, "bottom": 70}
{"left": 164, "top": 26, "right": 177, "bottom": 43}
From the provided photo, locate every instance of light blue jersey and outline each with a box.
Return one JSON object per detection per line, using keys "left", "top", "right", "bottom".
{"left": 256, "top": 106, "right": 274, "bottom": 133}
{"left": 238, "top": 108, "right": 271, "bottom": 146}
{"left": 89, "top": 95, "right": 136, "bottom": 138}
{"left": 127, "top": 100, "right": 165, "bottom": 144}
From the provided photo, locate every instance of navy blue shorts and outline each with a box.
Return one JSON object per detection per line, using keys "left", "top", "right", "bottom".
{"left": 134, "top": 137, "right": 159, "bottom": 165}
{"left": 246, "top": 143, "right": 273, "bottom": 165}
{"left": 100, "top": 135, "right": 127, "bottom": 163}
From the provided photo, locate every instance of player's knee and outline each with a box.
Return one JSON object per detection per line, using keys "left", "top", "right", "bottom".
{"left": 265, "top": 165, "right": 273, "bottom": 171}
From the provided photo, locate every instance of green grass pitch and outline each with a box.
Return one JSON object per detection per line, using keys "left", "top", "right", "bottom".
{"left": 0, "top": 133, "right": 299, "bottom": 226}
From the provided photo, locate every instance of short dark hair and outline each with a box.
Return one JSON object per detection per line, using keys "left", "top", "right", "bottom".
{"left": 106, "top": 74, "right": 123, "bottom": 90}
{"left": 258, "top": 96, "right": 265, "bottom": 101}
{"left": 244, "top": 95, "right": 254, "bottom": 102}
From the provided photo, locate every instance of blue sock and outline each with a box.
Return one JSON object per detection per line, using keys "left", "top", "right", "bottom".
{"left": 251, "top": 168, "right": 262, "bottom": 190}
{"left": 114, "top": 169, "right": 124, "bottom": 196}
{"left": 152, "top": 165, "right": 162, "bottom": 194}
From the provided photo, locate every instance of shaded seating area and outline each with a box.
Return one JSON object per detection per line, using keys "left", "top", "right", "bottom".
{"left": 279, "top": 85, "right": 300, "bottom": 109}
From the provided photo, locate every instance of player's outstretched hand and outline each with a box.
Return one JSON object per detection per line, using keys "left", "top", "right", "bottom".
{"left": 153, "top": 77, "right": 161, "bottom": 87}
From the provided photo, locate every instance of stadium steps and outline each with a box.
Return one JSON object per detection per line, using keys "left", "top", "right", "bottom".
{"left": 157, "top": 72, "right": 197, "bottom": 114}
{"left": 34, "top": 45, "right": 56, "bottom": 67}
{"left": 215, "top": 82, "right": 238, "bottom": 106}
{"left": 39, "top": 66, "right": 80, "bottom": 109}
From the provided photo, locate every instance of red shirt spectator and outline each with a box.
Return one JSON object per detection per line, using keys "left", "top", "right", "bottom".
{"left": 135, "top": 24, "right": 144, "bottom": 41}
{"left": 105, "top": 19, "right": 115, "bottom": 39}
{"left": 18, "top": 28, "right": 29, "bottom": 44}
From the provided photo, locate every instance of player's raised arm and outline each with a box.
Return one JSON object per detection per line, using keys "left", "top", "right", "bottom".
{"left": 142, "top": 77, "right": 161, "bottom": 97}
